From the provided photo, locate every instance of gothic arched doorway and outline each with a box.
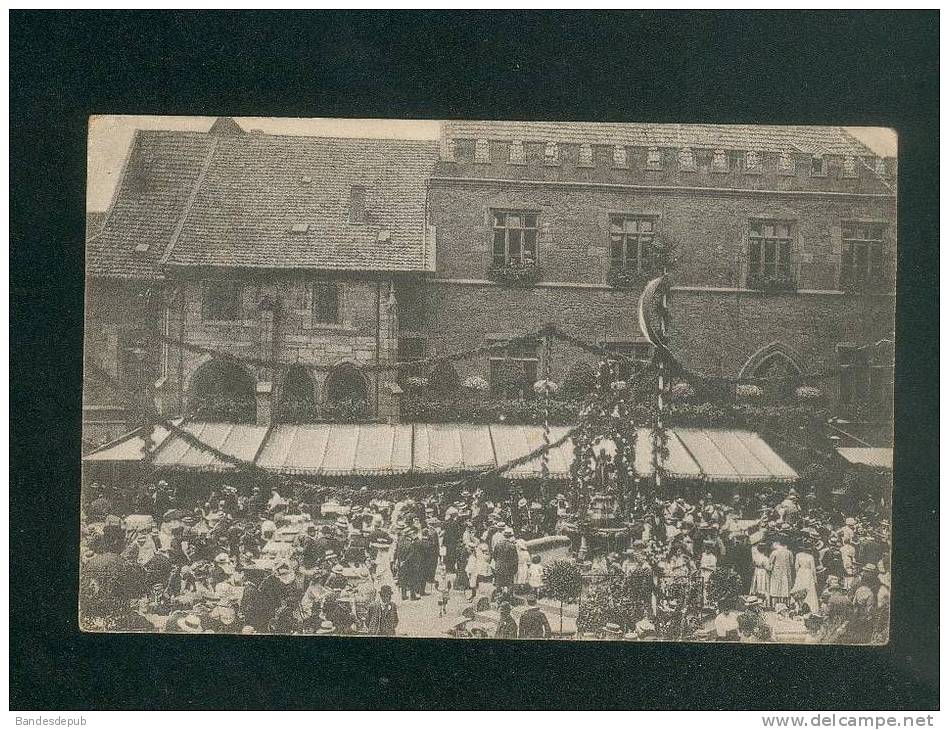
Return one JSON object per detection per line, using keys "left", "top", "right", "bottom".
{"left": 739, "top": 342, "right": 805, "bottom": 400}
{"left": 324, "top": 363, "right": 369, "bottom": 419}
{"left": 187, "top": 360, "right": 256, "bottom": 422}
{"left": 276, "top": 365, "right": 318, "bottom": 423}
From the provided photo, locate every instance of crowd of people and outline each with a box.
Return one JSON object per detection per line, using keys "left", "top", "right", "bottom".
{"left": 79, "top": 475, "right": 890, "bottom": 643}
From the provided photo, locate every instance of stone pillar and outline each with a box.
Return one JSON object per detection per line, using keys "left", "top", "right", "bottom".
{"left": 256, "top": 381, "right": 273, "bottom": 426}
{"left": 256, "top": 294, "right": 278, "bottom": 426}
{"left": 379, "top": 381, "right": 403, "bottom": 423}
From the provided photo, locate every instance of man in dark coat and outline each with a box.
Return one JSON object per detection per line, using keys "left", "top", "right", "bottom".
{"left": 441, "top": 511, "right": 463, "bottom": 573}
{"left": 397, "top": 531, "right": 423, "bottom": 600}
{"left": 495, "top": 601, "right": 518, "bottom": 639}
{"left": 517, "top": 595, "right": 552, "bottom": 638}
{"left": 366, "top": 584, "right": 399, "bottom": 635}
{"left": 492, "top": 528, "right": 519, "bottom": 591}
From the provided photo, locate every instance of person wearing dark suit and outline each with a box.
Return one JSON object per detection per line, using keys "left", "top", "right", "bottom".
{"left": 492, "top": 529, "right": 519, "bottom": 590}
{"left": 366, "top": 584, "right": 399, "bottom": 636}
{"left": 517, "top": 595, "right": 552, "bottom": 638}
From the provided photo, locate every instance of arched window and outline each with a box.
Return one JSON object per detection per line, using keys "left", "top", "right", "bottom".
{"left": 323, "top": 363, "right": 369, "bottom": 421}
{"left": 187, "top": 360, "right": 256, "bottom": 422}
{"left": 276, "top": 365, "right": 318, "bottom": 423}
{"left": 324, "top": 363, "right": 368, "bottom": 405}
{"left": 739, "top": 343, "right": 805, "bottom": 401}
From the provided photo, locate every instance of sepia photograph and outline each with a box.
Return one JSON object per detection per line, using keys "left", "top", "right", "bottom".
{"left": 80, "top": 116, "right": 897, "bottom": 643}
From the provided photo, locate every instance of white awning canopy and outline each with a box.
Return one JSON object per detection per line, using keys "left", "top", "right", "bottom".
{"left": 837, "top": 447, "right": 893, "bottom": 470}
{"left": 88, "top": 421, "right": 798, "bottom": 483}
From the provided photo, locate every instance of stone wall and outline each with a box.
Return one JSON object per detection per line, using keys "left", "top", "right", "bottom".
{"left": 158, "top": 275, "right": 401, "bottom": 423}
{"left": 428, "top": 183, "right": 897, "bottom": 290}
{"left": 410, "top": 181, "right": 896, "bottom": 407}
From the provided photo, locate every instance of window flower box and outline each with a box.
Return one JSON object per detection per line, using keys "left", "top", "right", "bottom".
{"left": 487, "top": 262, "right": 541, "bottom": 287}
{"left": 606, "top": 266, "right": 656, "bottom": 289}
{"left": 840, "top": 272, "right": 892, "bottom": 295}
{"left": 746, "top": 272, "right": 797, "bottom": 292}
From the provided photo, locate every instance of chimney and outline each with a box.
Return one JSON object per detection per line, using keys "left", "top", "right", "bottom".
{"left": 208, "top": 117, "right": 245, "bottom": 137}
{"left": 349, "top": 185, "right": 368, "bottom": 224}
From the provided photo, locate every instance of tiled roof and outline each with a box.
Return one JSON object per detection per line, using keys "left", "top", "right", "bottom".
{"left": 86, "top": 131, "right": 215, "bottom": 280}
{"left": 444, "top": 121, "right": 876, "bottom": 156}
{"left": 164, "top": 134, "right": 438, "bottom": 272}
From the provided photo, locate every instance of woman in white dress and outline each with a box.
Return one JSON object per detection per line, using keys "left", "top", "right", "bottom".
{"left": 750, "top": 542, "right": 771, "bottom": 600}
{"left": 791, "top": 546, "right": 819, "bottom": 613}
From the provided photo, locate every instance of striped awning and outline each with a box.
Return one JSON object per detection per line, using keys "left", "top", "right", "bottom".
{"left": 506, "top": 427, "right": 796, "bottom": 483}
{"left": 150, "top": 422, "right": 269, "bottom": 471}
{"left": 257, "top": 424, "right": 414, "bottom": 476}
{"left": 107, "top": 421, "right": 797, "bottom": 483}
{"left": 837, "top": 447, "right": 893, "bottom": 470}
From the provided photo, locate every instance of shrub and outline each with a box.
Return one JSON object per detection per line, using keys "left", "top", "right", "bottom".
{"left": 560, "top": 361, "right": 597, "bottom": 398}
{"left": 533, "top": 379, "right": 559, "bottom": 396}
{"left": 795, "top": 385, "right": 823, "bottom": 400}
{"left": 736, "top": 383, "right": 763, "bottom": 400}
{"left": 462, "top": 375, "right": 490, "bottom": 392}
{"left": 428, "top": 360, "right": 461, "bottom": 395}
{"left": 487, "top": 262, "right": 541, "bottom": 287}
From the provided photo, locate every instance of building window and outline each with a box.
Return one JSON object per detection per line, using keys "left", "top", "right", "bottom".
{"left": 810, "top": 155, "right": 826, "bottom": 177}
{"left": 602, "top": 341, "right": 653, "bottom": 381}
{"left": 475, "top": 138, "right": 490, "bottom": 163}
{"left": 440, "top": 137, "right": 456, "bottom": 162}
{"left": 747, "top": 220, "right": 794, "bottom": 288}
{"left": 578, "top": 143, "right": 594, "bottom": 167}
{"left": 397, "top": 336, "right": 426, "bottom": 380}
{"left": 609, "top": 215, "right": 657, "bottom": 272}
{"left": 745, "top": 150, "right": 762, "bottom": 172}
{"left": 492, "top": 211, "right": 538, "bottom": 266}
{"left": 489, "top": 338, "right": 539, "bottom": 398}
{"left": 509, "top": 139, "right": 526, "bottom": 164}
{"left": 843, "top": 155, "right": 857, "bottom": 178}
{"left": 311, "top": 282, "right": 339, "bottom": 324}
{"left": 712, "top": 149, "right": 728, "bottom": 172}
{"left": 395, "top": 282, "right": 424, "bottom": 332}
{"left": 777, "top": 150, "right": 794, "bottom": 174}
{"left": 398, "top": 336, "right": 425, "bottom": 364}
{"left": 612, "top": 145, "right": 628, "bottom": 168}
{"left": 646, "top": 147, "right": 663, "bottom": 170}
{"left": 202, "top": 280, "right": 242, "bottom": 322}
{"left": 840, "top": 223, "right": 885, "bottom": 289}
{"left": 678, "top": 147, "right": 695, "bottom": 171}
{"left": 874, "top": 158, "right": 887, "bottom": 176}
{"left": 544, "top": 141, "right": 560, "bottom": 165}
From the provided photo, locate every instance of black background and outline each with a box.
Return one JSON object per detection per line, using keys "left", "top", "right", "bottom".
{"left": 10, "top": 10, "right": 939, "bottom": 710}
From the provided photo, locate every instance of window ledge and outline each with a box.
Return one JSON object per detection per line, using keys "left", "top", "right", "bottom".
{"left": 744, "top": 169, "right": 763, "bottom": 175}
{"left": 202, "top": 319, "right": 256, "bottom": 328}
{"left": 711, "top": 168, "right": 730, "bottom": 174}
{"left": 302, "top": 322, "right": 358, "bottom": 334}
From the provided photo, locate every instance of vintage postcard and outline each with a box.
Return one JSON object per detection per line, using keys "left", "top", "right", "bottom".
{"left": 81, "top": 116, "right": 895, "bottom": 642}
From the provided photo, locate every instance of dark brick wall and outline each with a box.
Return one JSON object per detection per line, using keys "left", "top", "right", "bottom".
{"left": 428, "top": 182, "right": 897, "bottom": 290}
{"left": 418, "top": 181, "right": 896, "bottom": 406}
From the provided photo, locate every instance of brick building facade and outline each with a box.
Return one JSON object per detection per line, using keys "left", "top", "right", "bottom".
{"left": 84, "top": 119, "right": 437, "bottom": 448}
{"left": 84, "top": 120, "right": 896, "bottom": 449}
{"left": 412, "top": 122, "right": 896, "bottom": 427}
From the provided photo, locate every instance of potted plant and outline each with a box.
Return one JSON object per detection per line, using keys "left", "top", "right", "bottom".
{"left": 487, "top": 260, "right": 541, "bottom": 287}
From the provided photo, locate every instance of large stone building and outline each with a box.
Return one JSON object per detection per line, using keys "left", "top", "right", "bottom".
{"left": 415, "top": 121, "right": 896, "bottom": 436}
{"left": 84, "top": 118, "right": 438, "bottom": 447}
{"left": 84, "top": 119, "right": 896, "bottom": 449}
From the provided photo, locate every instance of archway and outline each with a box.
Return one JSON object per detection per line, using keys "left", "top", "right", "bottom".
{"left": 187, "top": 359, "right": 256, "bottom": 422}
{"left": 739, "top": 342, "right": 805, "bottom": 400}
{"left": 324, "top": 363, "right": 369, "bottom": 419}
{"left": 276, "top": 365, "right": 318, "bottom": 423}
